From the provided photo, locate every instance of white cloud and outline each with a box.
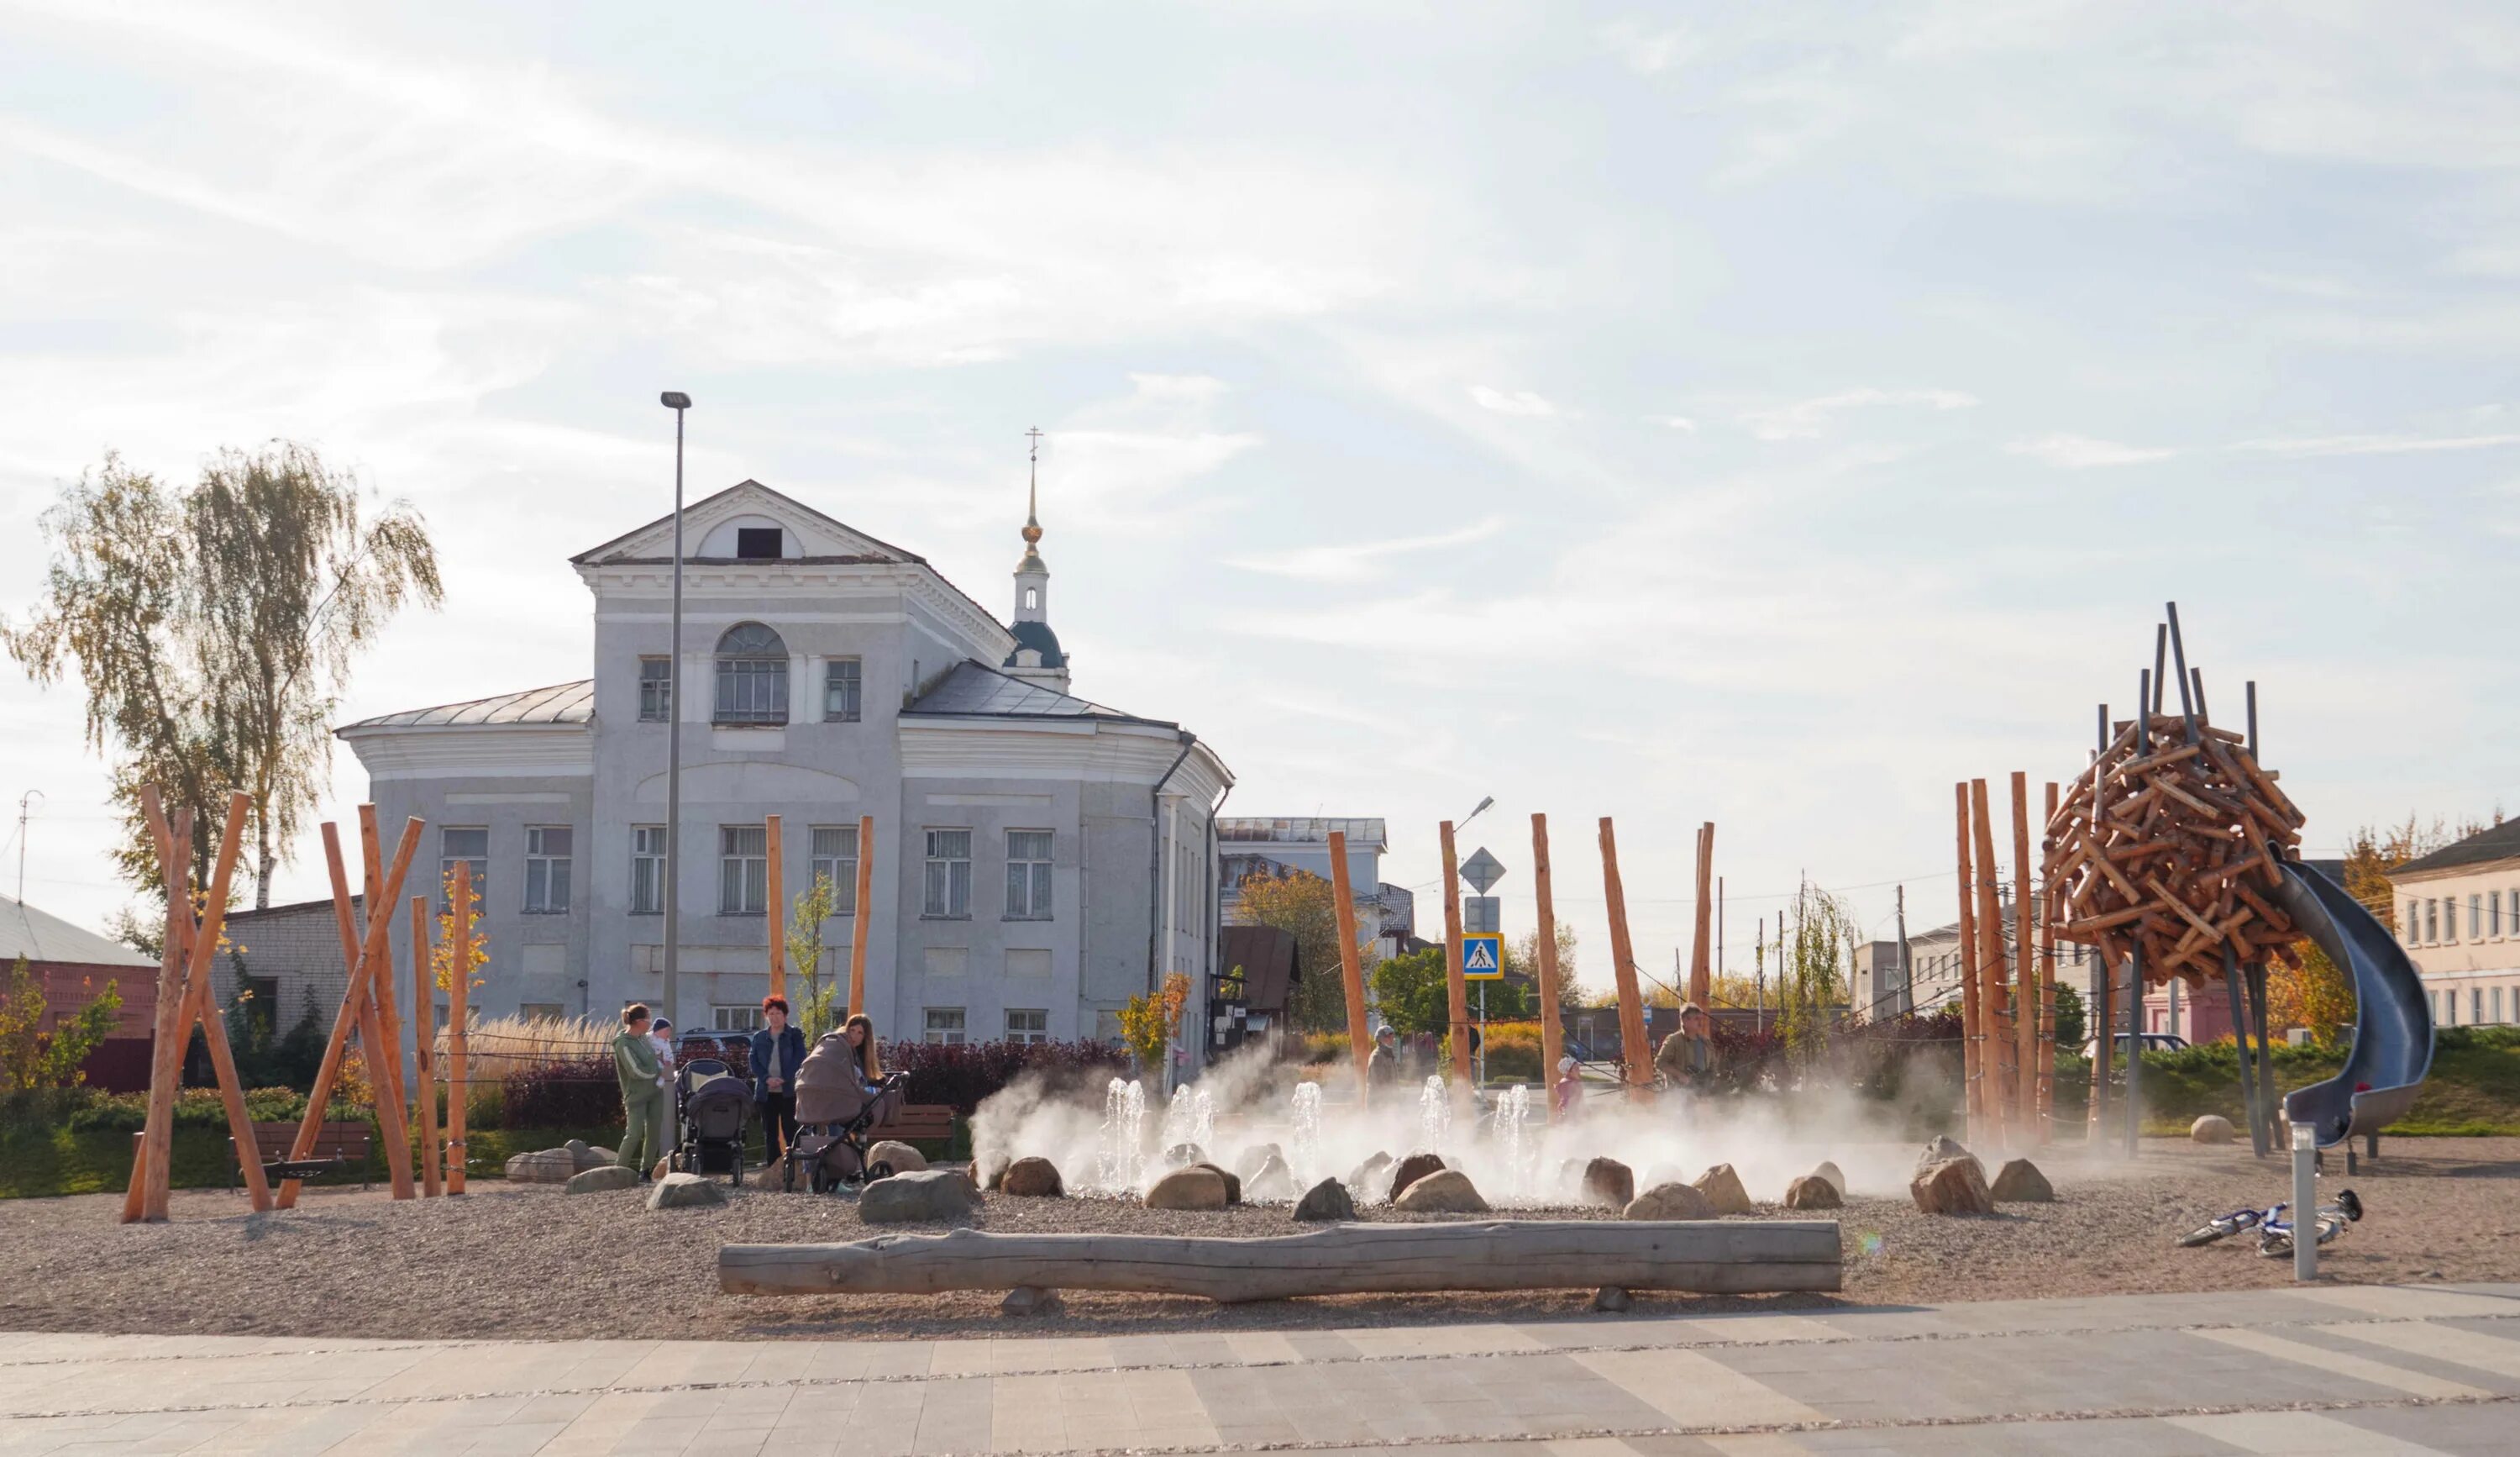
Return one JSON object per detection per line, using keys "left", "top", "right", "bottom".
{"left": 2232, "top": 433, "right": 2520, "bottom": 458}
{"left": 1738, "top": 388, "right": 1978, "bottom": 441}
{"left": 2007, "top": 434, "right": 2179, "bottom": 469}
{"left": 1599, "top": 20, "right": 1699, "bottom": 76}
{"left": 1225, "top": 518, "right": 1503, "bottom": 583}
{"left": 1468, "top": 386, "right": 1558, "bottom": 418}
{"left": 1648, "top": 414, "right": 1698, "bottom": 432}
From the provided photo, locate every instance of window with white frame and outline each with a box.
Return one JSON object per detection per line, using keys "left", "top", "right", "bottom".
{"left": 630, "top": 825, "right": 665, "bottom": 914}
{"left": 522, "top": 827, "right": 572, "bottom": 913}
{"left": 2471, "top": 894, "right": 2483, "bottom": 941}
{"left": 2427, "top": 899, "right": 2440, "bottom": 943}
{"left": 810, "top": 824, "right": 858, "bottom": 917}
{"left": 712, "top": 623, "right": 789, "bottom": 724}
{"left": 2495, "top": 986, "right": 2507, "bottom": 1024}
{"left": 1005, "top": 830, "right": 1053, "bottom": 918}
{"left": 638, "top": 656, "right": 672, "bottom": 721}
{"left": 440, "top": 828, "right": 488, "bottom": 909}
{"left": 712, "top": 1005, "right": 765, "bottom": 1034}
{"left": 823, "top": 658, "right": 861, "bottom": 723}
{"left": 2404, "top": 901, "right": 2419, "bottom": 944}
{"left": 720, "top": 825, "right": 768, "bottom": 914}
{"left": 1005, "top": 1008, "right": 1048, "bottom": 1044}
{"left": 923, "top": 828, "right": 971, "bottom": 918}
{"left": 519, "top": 1001, "right": 564, "bottom": 1021}
{"left": 923, "top": 1007, "right": 967, "bottom": 1044}
{"left": 2474, "top": 986, "right": 2485, "bottom": 1025}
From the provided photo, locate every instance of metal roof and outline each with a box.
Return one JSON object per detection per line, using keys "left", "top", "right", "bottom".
{"left": 2394, "top": 818, "right": 2520, "bottom": 877}
{"left": 339, "top": 680, "right": 594, "bottom": 730}
{"left": 902, "top": 661, "right": 1172, "bottom": 727}
{"left": 0, "top": 894, "right": 155, "bottom": 967}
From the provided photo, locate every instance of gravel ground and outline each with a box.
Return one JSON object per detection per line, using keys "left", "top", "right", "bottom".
{"left": 7, "top": 1138, "right": 2516, "bottom": 1341}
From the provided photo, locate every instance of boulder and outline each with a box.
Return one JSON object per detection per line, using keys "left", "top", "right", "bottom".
{"left": 1232, "top": 1143, "right": 1284, "bottom": 1183}
{"left": 976, "top": 1154, "right": 1009, "bottom": 1191}
{"left": 1581, "top": 1157, "right": 1635, "bottom": 1210}
{"left": 1001, "top": 1286, "right": 1063, "bottom": 1317}
{"left": 860, "top": 1169, "right": 981, "bottom": 1225}
{"left": 2190, "top": 1115, "right": 2236, "bottom": 1146}
{"left": 1163, "top": 1142, "right": 1209, "bottom": 1170}
{"left": 1393, "top": 1168, "right": 1488, "bottom": 1214}
{"left": 1809, "top": 1160, "right": 1846, "bottom": 1197}
{"left": 1624, "top": 1181, "right": 1715, "bottom": 1221}
{"left": 1592, "top": 1286, "right": 1632, "bottom": 1312}
{"left": 563, "top": 1139, "right": 612, "bottom": 1173}
{"left": 1910, "top": 1156, "right": 1993, "bottom": 1216}
{"left": 647, "top": 1171, "right": 727, "bottom": 1210}
{"left": 1990, "top": 1158, "right": 2055, "bottom": 1203}
{"left": 1192, "top": 1162, "right": 1242, "bottom": 1205}
{"left": 1243, "top": 1154, "right": 1298, "bottom": 1202}
{"left": 652, "top": 1156, "right": 670, "bottom": 1182}
{"left": 566, "top": 1165, "right": 642, "bottom": 1194}
{"left": 1693, "top": 1163, "right": 1755, "bottom": 1216}
{"left": 1000, "top": 1156, "right": 1065, "bottom": 1197}
{"left": 1145, "top": 1165, "right": 1230, "bottom": 1212}
{"left": 1915, "top": 1136, "right": 1971, "bottom": 1176}
{"left": 503, "top": 1148, "right": 580, "bottom": 1185}
{"left": 1389, "top": 1152, "right": 1446, "bottom": 1202}
{"left": 866, "top": 1139, "right": 928, "bottom": 1175}
{"left": 1293, "top": 1176, "right": 1357, "bottom": 1223}
{"left": 1347, "top": 1151, "right": 1394, "bottom": 1201}
{"left": 1782, "top": 1175, "right": 1842, "bottom": 1210}
{"left": 1639, "top": 1164, "right": 1689, "bottom": 1196}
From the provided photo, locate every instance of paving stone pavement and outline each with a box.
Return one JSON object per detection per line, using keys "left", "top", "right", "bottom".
{"left": 1, "top": 1283, "right": 2515, "bottom": 1455}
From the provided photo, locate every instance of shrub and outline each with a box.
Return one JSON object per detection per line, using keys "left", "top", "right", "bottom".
{"left": 883, "top": 1039, "right": 1131, "bottom": 1116}
{"left": 500, "top": 1055, "right": 622, "bottom": 1130}
{"left": 1298, "top": 1031, "right": 1347, "bottom": 1065}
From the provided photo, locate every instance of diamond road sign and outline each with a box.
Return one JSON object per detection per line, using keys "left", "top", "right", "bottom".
{"left": 1459, "top": 847, "right": 1507, "bottom": 892}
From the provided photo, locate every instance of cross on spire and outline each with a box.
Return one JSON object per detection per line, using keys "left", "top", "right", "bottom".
{"left": 1019, "top": 427, "right": 1045, "bottom": 560}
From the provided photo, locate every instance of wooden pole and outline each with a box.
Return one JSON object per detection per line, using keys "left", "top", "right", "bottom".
{"left": 281, "top": 817, "right": 421, "bottom": 1206}
{"left": 2009, "top": 772, "right": 2038, "bottom": 1140}
{"left": 410, "top": 895, "right": 441, "bottom": 1197}
{"left": 846, "top": 814, "right": 874, "bottom": 1021}
{"left": 1969, "top": 779, "right": 2014, "bottom": 1147}
{"left": 1439, "top": 820, "right": 1471, "bottom": 1086}
{"left": 2040, "top": 781, "right": 2060, "bottom": 1132}
{"left": 1953, "top": 782, "right": 1982, "bottom": 1143}
{"left": 1598, "top": 818, "right": 1651, "bottom": 1103}
{"left": 280, "top": 822, "right": 371, "bottom": 1208}
{"left": 765, "top": 813, "right": 786, "bottom": 1002}
{"left": 134, "top": 793, "right": 192, "bottom": 1223}
{"left": 1530, "top": 813, "right": 1567, "bottom": 1119}
{"left": 1326, "top": 829, "right": 1373, "bottom": 1098}
{"left": 1687, "top": 822, "right": 1714, "bottom": 1007}
{"left": 358, "top": 807, "right": 417, "bottom": 1201}
{"left": 447, "top": 858, "right": 470, "bottom": 1195}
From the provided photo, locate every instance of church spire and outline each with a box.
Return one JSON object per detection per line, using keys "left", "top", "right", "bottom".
{"left": 1005, "top": 427, "right": 1069, "bottom": 686}
{"left": 1018, "top": 425, "right": 1046, "bottom": 573}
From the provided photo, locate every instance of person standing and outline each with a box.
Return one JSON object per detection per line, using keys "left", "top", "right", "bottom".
{"left": 648, "top": 1015, "right": 679, "bottom": 1154}
{"left": 613, "top": 1004, "right": 666, "bottom": 1176}
{"left": 1655, "top": 1002, "right": 1718, "bottom": 1119}
{"left": 1366, "top": 1025, "right": 1402, "bottom": 1102}
{"left": 1551, "top": 1055, "right": 1585, "bottom": 1118}
{"left": 749, "top": 996, "right": 806, "bottom": 1156}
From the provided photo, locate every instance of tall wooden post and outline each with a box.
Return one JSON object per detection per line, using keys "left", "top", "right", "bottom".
{"left": 2009, "top": 773, "right": 2038, "bottom": 1139}
{"left": 1326, "top": 829, "right": 1373, "bottom": 1097}
{"left": 447, "top": 859, "right": 471, "bottom": 1195}
{"left": 2039, "top": 781, "right": 2060, "bottom": 1131}
{"left": 1598, "top": 818, "right": 1652, "bottom": 1103}
{"left": 1953, "top": 783, "right": 1982, "bottom": 1141}
{"left": 847, "top": 814, "right": 874, "bottom": 1020}
{"left": 282, "top": 816, "right": 421, "bottom": 1207}
{"left": 283, "top": 823, "right": 372, "bottom": 1209}
{"left": 134, "top": 798, "right": 194, "bottom": 1223}
{"left": 1969, "top": 780, "right": 2014, "bottom": 1146}
{"left": 1687, "top": 822, "right": 1714, "bottom": 1007}
{"left": 358, "top": 807, "right": 417, "bottom": 1201}
{"left": 765, "top": 813, "right": 787, "bottom": 1002}
{"left": 1439, "top": 821, "right": 1471, "bottom": 1086}
{"left": 1530, "top": 813, "right": 1567, "bottom": 1118}
{"left": 410, "top": 895, "right": 441, "bottom": 1197}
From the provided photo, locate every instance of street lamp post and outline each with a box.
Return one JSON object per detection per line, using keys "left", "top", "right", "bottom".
{"left": 659, "top": 392, "right": 691, "bottom": 1028}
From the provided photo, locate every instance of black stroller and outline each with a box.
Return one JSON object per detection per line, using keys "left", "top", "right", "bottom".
{"left": 669, "top": 1057, "right": 752, "bottom": 1186}
{"left": 781, "top": 1031, "right": 909, "bottom": 1193}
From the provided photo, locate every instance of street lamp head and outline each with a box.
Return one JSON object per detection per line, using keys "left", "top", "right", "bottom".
{"left": 659, "top": 391, "right": 692, "bottom": 410}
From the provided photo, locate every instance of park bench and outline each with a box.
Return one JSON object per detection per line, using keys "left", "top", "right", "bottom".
{"left": 868, "top": 1102, "right": 953, "bottom": 1147}
{"left": 230, "top": 1120, "right": 372, "bottom": 1191}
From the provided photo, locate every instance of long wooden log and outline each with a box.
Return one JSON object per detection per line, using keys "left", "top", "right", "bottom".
{"left": 1326, "top": 829, "right": 1373, "bottom": 1097}
{"left": 765, "top": 813, "right": 785, "bottom": 1002}
{"left": 281, "top": 822, "right": 373, "bottom": 1208}
{"left": 2009, "top": 773, "right": 2037, "bottom": 1141}
{"left": 1529, "top": 813, "right": 1566, "bottom": 1118}
{"left": 1598, "top": 818, "right": 1651, "bottom": 1102}
{"left": 134, "top": 797, "right": 192, "bottom": 1222}
{"left": 1687, "top": 821, "right": 1714, "bottom": 1007}
{"left": 1952, "top": 783, "right": 1982, "bottom": 1142}
{"left": 357, "top": 807, "right": 416, "bottom": 1201}
{"left": 720, "top": 1221, "right": 1843, "bottom": 1302}
{"left": 410, "top": 895, "right": 441, "bottom": 1197}
{"left": 846, "top": 814, "right": 874, "bottom": 1018}
{"left": 1969, "top": 780, "right": 2013, "bottom": 1144}
{"left": 446, "top": 859, "right": 471, "bottom": 1196}
{"left": 1440, "top": 819, "right": 1471, "bottom": 1087}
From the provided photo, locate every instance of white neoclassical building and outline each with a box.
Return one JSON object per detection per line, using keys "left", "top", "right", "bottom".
{"left": 339, "top": 476, "right": 1233, "bottom": 1049}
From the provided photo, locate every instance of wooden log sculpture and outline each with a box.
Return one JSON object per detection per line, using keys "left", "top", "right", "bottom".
{"left": 721, "top": 1220, "right": 1842, "bottom": 1302}
{"left": 2041, "top": 711, "right": 2305, "bottom": 989}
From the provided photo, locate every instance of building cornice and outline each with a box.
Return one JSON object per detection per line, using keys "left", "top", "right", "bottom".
{"left": 2388, "top": 856, "right": 2520, "bottom": 887}
{"left": 577, "top": 560, "right": 1013, "bottom": 661}
{"left": 339, "top": 722, "right": 596, "bottom": 781}
{"left": 900, "top": 718, "right": 1231, "bottom": 797}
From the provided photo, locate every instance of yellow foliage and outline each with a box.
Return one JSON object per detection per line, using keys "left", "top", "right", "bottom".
{"left": 429, "top": 865, "right": 489, "bottom": 996}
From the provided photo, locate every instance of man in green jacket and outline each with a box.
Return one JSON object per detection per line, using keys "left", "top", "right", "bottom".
{"left": 615, "top": 1004, "right": 666, "bottom": 1174}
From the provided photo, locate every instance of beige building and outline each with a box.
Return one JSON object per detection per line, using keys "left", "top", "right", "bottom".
{"left": 2388, "top": 819, "right": 2520, "bottom": 1028}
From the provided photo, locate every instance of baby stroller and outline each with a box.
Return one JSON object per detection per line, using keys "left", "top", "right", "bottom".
{"left": 669, "top": 1057, "right": 752, "bottom": 1186}
{"left": 782, "top": 1031, "right": 909, "bottom": 1193}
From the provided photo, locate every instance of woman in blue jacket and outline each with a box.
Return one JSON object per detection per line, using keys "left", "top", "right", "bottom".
{"left": 748, "top": 996, "right": 808, "bottom": 1156}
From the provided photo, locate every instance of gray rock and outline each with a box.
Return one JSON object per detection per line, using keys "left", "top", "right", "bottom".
{"left": 503, "top": 1148, "right": 579, "bottom": 1184}
{"left": 1001, "top": 1286, "right": 1063, "bottom": 1316}
{"left": 1191, "top": 1161, "right": 1242, "bottom": 1204}
{"left": 565, "top": 1165, "right": 642, "bottom": 1194}
{"left": 1347, "top": 1152, "right": 1394, "bottom": 1201}
{"left": 1693, "top": 1163, "right": 1754, "bottom": 1216}
{"left": 647, "top": 1171, "right": 727, "bottom": 1210}
{"left": 1582, "top": 1157, "right": 1635, "bottom": 1209}
{"left": 1293, "top": 1176, "right": 1357, "bottom": 1223}
{"left": 1389, "top": 1152, "right": 1446, "bottom": 1201}
{"left": 1593, "top": 1285, "right": 1632, "bottom": 1312}
{"left": 2191, "top": 1115, "right": 2236, "bottom": 1145}
{"left": 866, "top": 1139, "right": 928, "bottom": 1175}
{"left": 1393, "top": 1168, "right": 1488, "bottom": 1213}
{"left": 860, "top": 1169, "right": 980, "bottom": 1224}
{"left": 1910, "top": 1156, "right": 1993, "bottom": 1215}
{"left": 1000, "top": 1156, "right": 1064, "bottom": 1197}
{"left": 1990, "top": 1158, "right": 2054, "bottom": 1203}
{"left": 1809, "top": 1160, "right": 1846, "bottom": 1197}
{"left": 1163, "top": 1142, "right": 1208, "bottom": 1170}
{"left": 1916, "top": 1136, "right": 1971, "bottom": 1176}
{"left": 1783, "top": 1175, "right": 1842, "bottom": 1210}
{"left": 564, "top": 1139, "right": 611, "bottom": 1171}
{"left": 1243, "top": 1153, "right": 1298, "bottom": 1202}
{"left": 1232, "top": 1143, "right": 1284, "bottom": 1183}
{"left": 1624, "top": 1181, "right": 1714, "bottom": 1220}
{"left": 1145, "top": 1165, "right": 1229, "bottom": 1211}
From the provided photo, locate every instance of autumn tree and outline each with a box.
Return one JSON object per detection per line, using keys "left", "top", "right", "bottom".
{"left": 2267, "top": 814, "right": 2488, "bottom": 1044}
{"left": 0, "top": 958, "right": 123, "bottom": 1092}
{"left": 1506, "top": 923, "right": 1582, "bottom": 1013}
{"left": 785, "top": 872, "right": 842, "bottom": 1038}
{"left": 3, "top": 445, "right": 440, "bottom": 916}
{"left": 1233, "top": 868, "right": 1355, "bottom": 1033}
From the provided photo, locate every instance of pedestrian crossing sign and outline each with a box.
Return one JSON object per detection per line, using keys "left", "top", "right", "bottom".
{"left": 1462, "top": 933, "right": 1504, "bottom": 980}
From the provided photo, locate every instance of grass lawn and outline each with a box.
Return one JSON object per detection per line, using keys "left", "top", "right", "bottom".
{"left": 2044, "top": 1026, "right": 2520, "bottom": 1137}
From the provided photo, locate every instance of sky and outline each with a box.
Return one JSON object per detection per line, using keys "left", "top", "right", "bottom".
{"left": 3, "top": 1, "right": 2517, "bottom": 1001}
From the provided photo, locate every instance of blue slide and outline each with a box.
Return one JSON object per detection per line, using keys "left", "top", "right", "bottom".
{"left": 2272, "top": 860, "right": 2434, "bottom": 1148}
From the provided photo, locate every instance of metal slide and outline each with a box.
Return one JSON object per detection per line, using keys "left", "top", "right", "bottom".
{"left": 2271, "top": 860, "right": 2434, "bottom": 1147}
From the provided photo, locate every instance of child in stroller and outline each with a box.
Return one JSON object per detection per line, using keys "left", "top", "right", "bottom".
{"left": 670, "top": 1056, "right": 753, "bottom": 1186}
{"left": 783, "top": 1025, "right": 909, "bottom": 1192}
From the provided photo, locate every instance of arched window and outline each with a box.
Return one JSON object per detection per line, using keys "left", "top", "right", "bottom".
{"left": 713, "top": 623, "right": 788, "bottom": 723}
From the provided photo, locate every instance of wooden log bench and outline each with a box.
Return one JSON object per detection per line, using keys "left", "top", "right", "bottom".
{"left": 230, "top": 1119, "right": 372, "bottom": 1192}
{"left": 868, "top": 1102, "right": 953, "bottom": 1146}
{"left": 720, "top": 1220, "right": 1841, "bottom": 1302}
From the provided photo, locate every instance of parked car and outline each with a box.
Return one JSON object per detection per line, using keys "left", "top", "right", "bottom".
{"left": 2078, "top": 1032, "right": 2189, "bottom": 1060}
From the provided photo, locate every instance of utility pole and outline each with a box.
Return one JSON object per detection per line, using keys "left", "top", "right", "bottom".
{"left": 13, "top": 791, "right": 38, "bottom": 903}
{"left": 1895, "top": 883, "right": 1910, "bottom": 1019}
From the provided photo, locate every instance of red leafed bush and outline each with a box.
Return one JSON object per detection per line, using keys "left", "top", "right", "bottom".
{"left": 879, "top": 1038, "right": 1131, "bottom": 1116}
